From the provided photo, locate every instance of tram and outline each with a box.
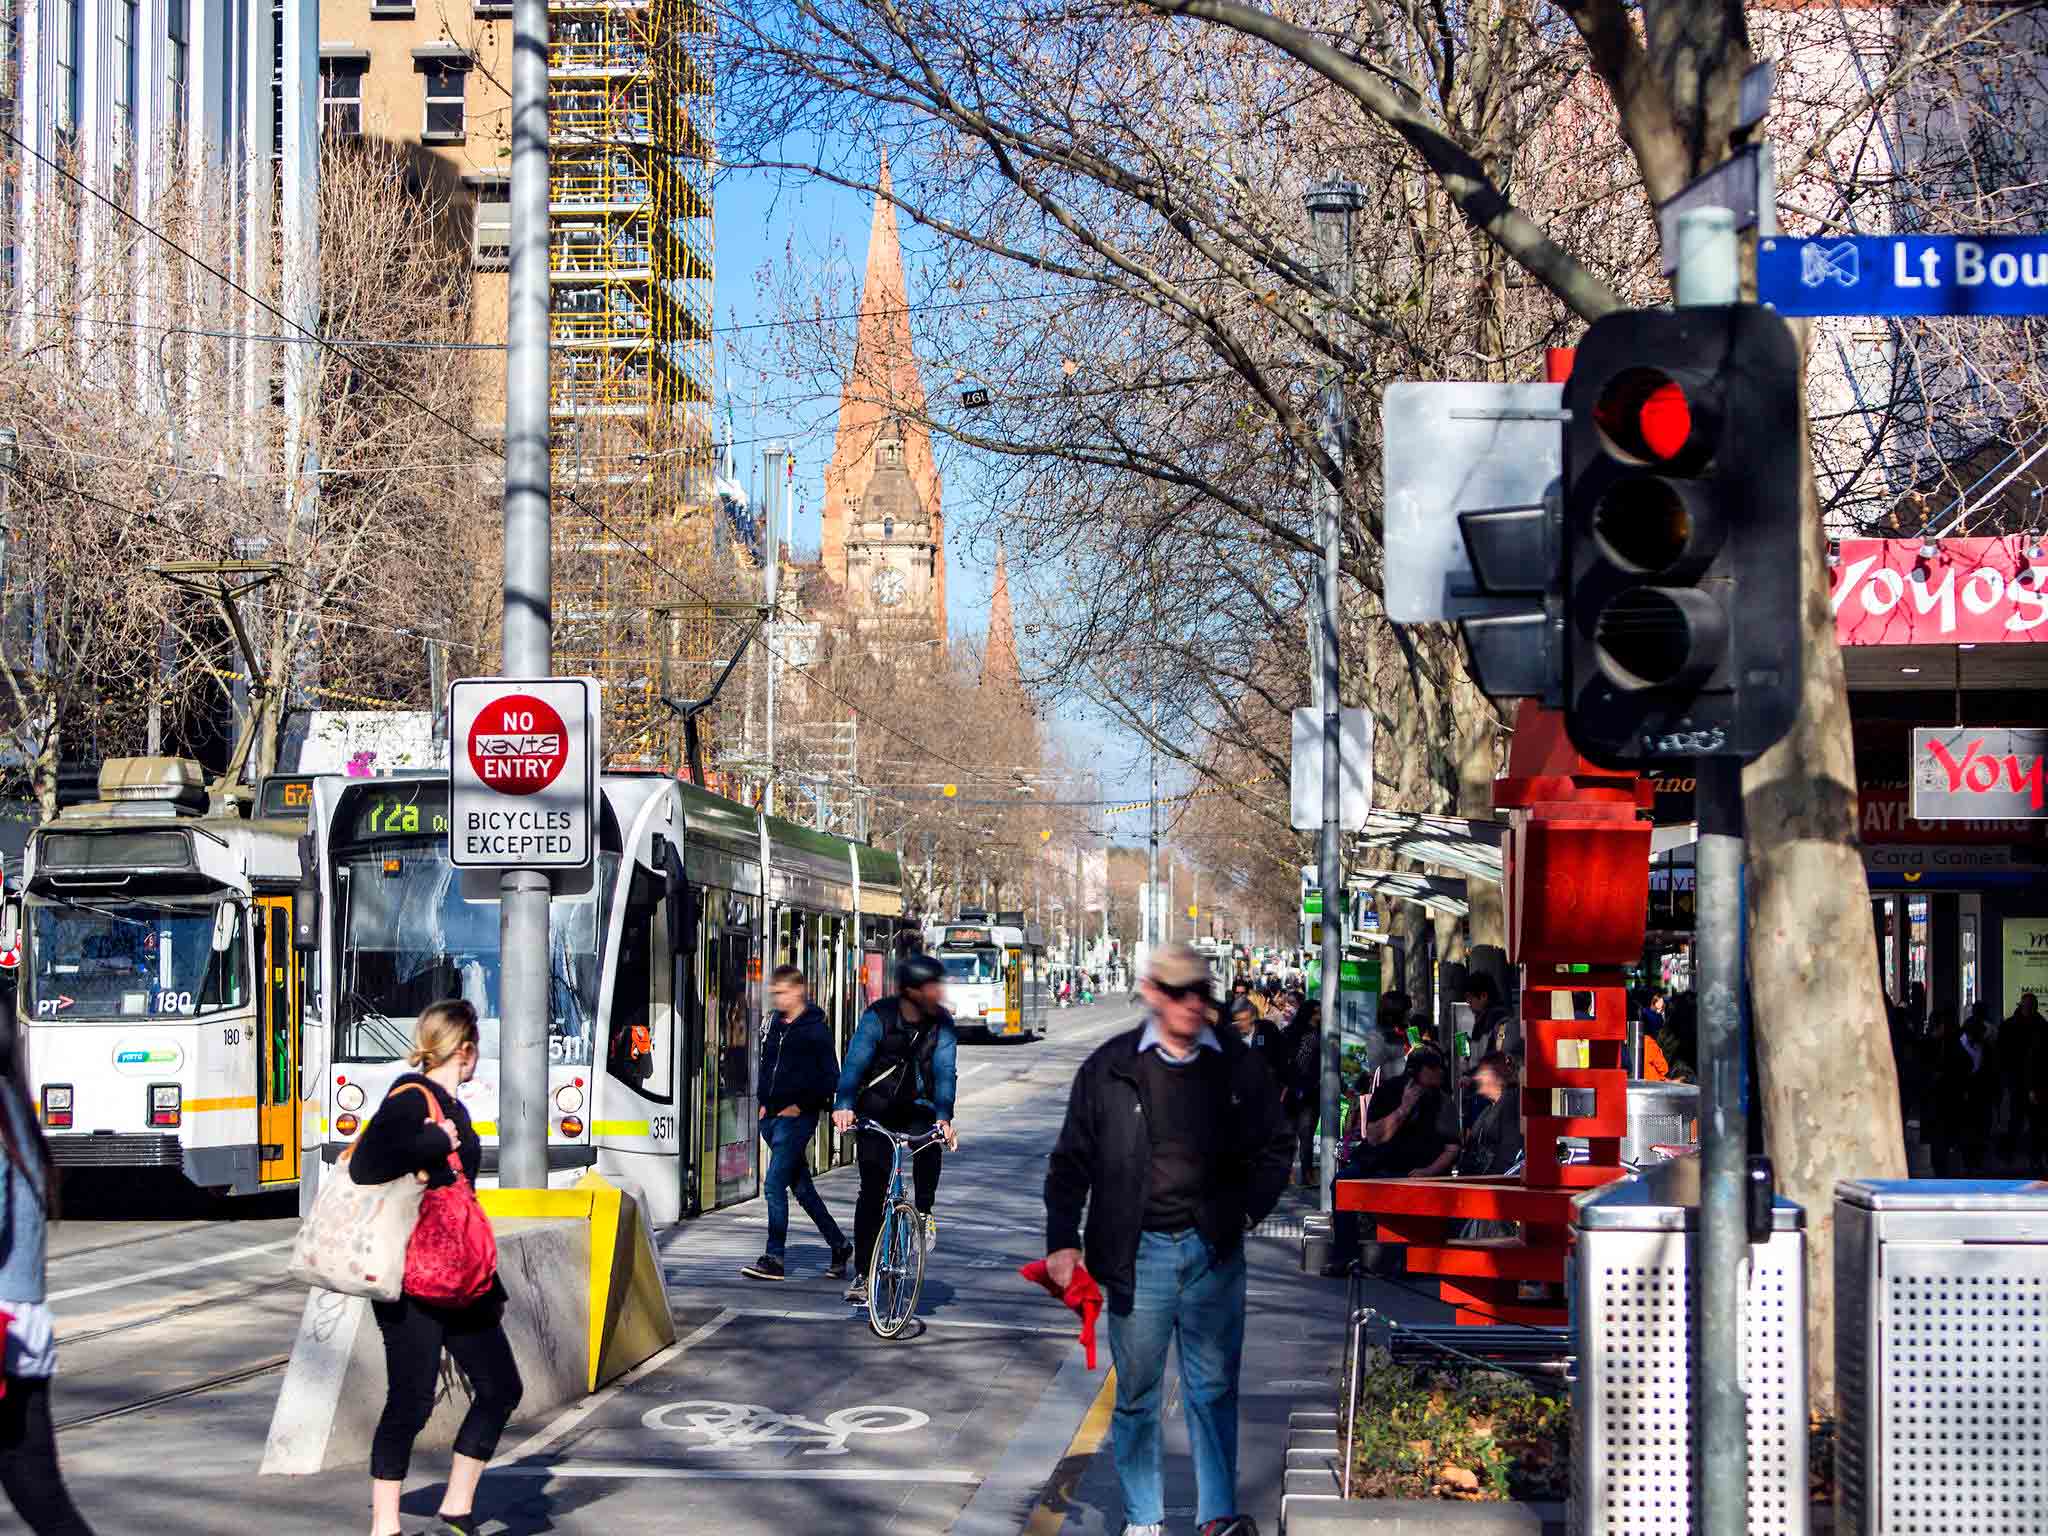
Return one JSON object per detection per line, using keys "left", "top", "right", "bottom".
{"left": 924, "top": 915, "right": 1050, "bottom": 1041}
{"left": 296, "top": 771, "right": 903, "bottom": 1226}
{"left": 8, "top": 759, "right": 315, "bottom": 1195}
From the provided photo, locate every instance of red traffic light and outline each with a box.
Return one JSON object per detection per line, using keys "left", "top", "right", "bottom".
{"left": 1592, "top": 368, "right": 1700, "bottom": 465}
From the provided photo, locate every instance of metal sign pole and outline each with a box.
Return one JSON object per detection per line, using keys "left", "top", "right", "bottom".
{"left": 1678, "top": 205, "right": 1749, "bottom": 1536}
{"left": 1305, "top": 181, "right": 1365, "bottom": 1213}
{"left": 498, "top": 0, "right": 552, "bottom": 1192}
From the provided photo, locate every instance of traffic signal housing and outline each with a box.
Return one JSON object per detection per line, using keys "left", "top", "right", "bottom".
{"left": 1561, "top": 306, "right": 1803, "bottom": 764}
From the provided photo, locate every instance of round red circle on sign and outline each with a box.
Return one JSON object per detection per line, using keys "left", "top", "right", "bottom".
{"left": 467, "top": 692, "right": 570, "bottom": 797}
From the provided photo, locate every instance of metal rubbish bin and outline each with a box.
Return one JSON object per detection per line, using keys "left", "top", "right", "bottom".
{"left": 1835, "top": 1179, "right": 2048, "bottom": 1535}
{"left": 1571, "top": 1158, "right": 1808, "bottom": 1535}
{"left": 1624, "top": 1081, "right": 1699, "bottom": 1165}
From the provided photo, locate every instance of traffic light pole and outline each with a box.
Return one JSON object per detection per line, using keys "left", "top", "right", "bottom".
{"left": 1678, "top": 206, "right": 1748, "bottom": 1536}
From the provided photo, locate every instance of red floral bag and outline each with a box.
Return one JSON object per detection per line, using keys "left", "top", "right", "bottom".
{"left": 404, "top": 1091, "right": 498, "bottom": 1306}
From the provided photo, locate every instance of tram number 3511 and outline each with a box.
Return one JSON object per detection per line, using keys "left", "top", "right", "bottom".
{"left": 650, "top": 1116, "right": 676, "bottom": 1141}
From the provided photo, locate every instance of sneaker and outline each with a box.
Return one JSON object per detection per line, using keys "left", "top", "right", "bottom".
{"left": 1199, "top": 1518, "right": 1259, "bottom": 1536}
{"left": 826, "top": 1242, "right": 855, "bottom": 1280}
{"left": 740, "top": 1255, "right": 786, "bottom": 1282}
{"left": 1121, "top": 1526, "right": 1166, "bottom": 1536}
{"left": 844, "top": 1277, "right": 868, "bottom": 1306}
{"left": 922, "top": 1214, "right": 939, "bottom": 1254}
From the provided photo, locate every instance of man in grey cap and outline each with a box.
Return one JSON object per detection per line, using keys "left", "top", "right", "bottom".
{"left": 1044, "top": 942, "right": 1296, "bottom": 1536}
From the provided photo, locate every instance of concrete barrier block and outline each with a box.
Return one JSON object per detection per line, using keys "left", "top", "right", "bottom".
{"left": 261, "top": 1216, "right": 588, "bottom": 1475}
{"left": 263, "top": 1176, "right": 674, "bottom": 1475}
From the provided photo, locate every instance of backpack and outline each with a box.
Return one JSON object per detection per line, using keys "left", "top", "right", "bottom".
{"left": 855, "top": 1000, "right": 941, "bottom": 1126}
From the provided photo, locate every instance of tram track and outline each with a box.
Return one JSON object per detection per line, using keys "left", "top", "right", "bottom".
{"left": 54, "top": 1355, "right": 292, "bottom": 1433}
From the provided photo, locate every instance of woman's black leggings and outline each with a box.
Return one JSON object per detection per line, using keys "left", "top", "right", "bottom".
{"left": 370, "top": 1294, "right": 524, "bottom": 1481}
{"left": 0, "top": 1376, "right": 95, "bottom": 1534}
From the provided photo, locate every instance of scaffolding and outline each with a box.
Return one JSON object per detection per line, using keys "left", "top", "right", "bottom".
{"left": 547, "top": 0, "right": 716, "bottom": 766}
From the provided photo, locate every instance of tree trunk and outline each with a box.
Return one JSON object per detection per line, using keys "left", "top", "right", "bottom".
{"left": 1742, "top": 327, "right": 1905, "bottom": 1404}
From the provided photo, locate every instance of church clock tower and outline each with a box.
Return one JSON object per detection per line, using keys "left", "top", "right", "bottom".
{"left": 843, "top": 422, "right": 940, "bottom": 631}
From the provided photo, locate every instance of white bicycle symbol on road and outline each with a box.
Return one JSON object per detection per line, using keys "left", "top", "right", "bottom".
{"left": 639, "top": 1399, "right": 931, "bottom": 1457}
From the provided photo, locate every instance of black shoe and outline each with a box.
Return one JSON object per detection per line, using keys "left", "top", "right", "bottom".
{"left": 741, "top": 1255, "right": 786, "bottom": 1282}
{"left": 1199, "top": 1518, "right": 1259, "bottom": 1536}
{"left": 826, "top": 1242, "right": 855, "bottom": 1279}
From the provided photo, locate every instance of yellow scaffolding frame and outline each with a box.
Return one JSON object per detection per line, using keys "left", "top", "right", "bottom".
{"left": 548, "top": 0, "right": 717, "bottom": 766}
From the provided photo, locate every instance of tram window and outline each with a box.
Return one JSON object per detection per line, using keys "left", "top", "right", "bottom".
{"left": 607, "top": 898, "right": 670, "bottom": 1100}
{"left": 26, "top": 899, "right": 246, "bottom": 1020}
{"left": 940, "top": 948, "right": 999, "bottom": 983}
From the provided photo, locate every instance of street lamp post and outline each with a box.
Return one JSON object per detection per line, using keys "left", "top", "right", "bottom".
{"left": 1304, "top": 179, "right": 1366, "bottom": 1212}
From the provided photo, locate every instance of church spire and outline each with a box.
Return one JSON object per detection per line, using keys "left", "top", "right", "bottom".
{"left": 821, "top": 149, "right": 946, "bottom": 642}
{"left": 981, "top": 538, "right": 1022, "bottom": 693}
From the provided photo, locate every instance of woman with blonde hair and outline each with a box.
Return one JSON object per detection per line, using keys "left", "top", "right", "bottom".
{"left": 348, "top": 1000, "right": 521, "bottom": 1536}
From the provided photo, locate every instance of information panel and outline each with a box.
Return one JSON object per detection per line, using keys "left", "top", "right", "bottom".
{"left": 448, "top": 677, "right": 599, "bottom": 870}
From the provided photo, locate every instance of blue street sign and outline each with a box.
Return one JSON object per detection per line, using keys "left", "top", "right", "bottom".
{"left": 1759, "top": 235, "right": 2048, "bottom": 317}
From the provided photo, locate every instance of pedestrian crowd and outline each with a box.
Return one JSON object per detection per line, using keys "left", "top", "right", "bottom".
{"left": 1892, "top": 985, "right": 2046, "bottom": 1174}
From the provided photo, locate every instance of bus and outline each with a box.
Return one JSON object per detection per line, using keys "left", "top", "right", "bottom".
{"left": 9, "top": 758, "right": 315, "bottom": 1195}
{"left": 925, "top": 917, "right": 1049, "bottom": 1041}
{"left": 297, "top": 771, "right": 903, "bottom": 1225}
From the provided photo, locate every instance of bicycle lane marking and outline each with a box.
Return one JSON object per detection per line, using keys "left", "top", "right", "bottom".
{"left": 495, "top": 1307, "right": 739, "bottom": 1466}
{"left": 492, "top": 1305, "right": 1079, "bottom": 1495}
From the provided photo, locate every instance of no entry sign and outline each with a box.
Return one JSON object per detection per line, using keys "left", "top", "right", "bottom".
{"left": 449, "top": 678, "right": 598, "bottom": 870}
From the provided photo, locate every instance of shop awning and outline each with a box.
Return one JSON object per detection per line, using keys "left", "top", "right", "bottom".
{"left": 1347, "top": 870, "right": 1471, "bottom": 917}
{"left": 1347, "top": 811, "right": 1505, "bottom": 887}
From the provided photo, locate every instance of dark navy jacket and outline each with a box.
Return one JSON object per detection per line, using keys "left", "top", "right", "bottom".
{"left": 758, "top": 1003, "right": 840, "bottom": 1117}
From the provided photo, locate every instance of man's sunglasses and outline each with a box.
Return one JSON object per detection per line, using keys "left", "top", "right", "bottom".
{"left": 1152, "top": 980, "right": 1206, "bottom": 1001}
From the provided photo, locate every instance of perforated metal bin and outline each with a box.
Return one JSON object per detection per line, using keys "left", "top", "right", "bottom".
{"left": 1571, "top": 1159, "right": 1808, "bottom": 1536}
{"left": 1835, "top": 1179, "right": 2048, "bottom": 1536}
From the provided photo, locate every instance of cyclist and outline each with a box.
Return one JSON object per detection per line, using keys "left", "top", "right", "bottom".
{"left": 831, "top": 953, "right": 959, "bottom": 1306}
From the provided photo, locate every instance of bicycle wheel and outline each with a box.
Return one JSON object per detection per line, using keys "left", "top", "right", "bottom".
{"left": 866, "top": 1199, "right": 926, "bottom": 1339}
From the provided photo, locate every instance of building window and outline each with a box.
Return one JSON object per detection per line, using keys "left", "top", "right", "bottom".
{"left": 54, "top": 0, "right": 81, "bottom": 137}
{"left": 113, "top": 0, "right": 137, "bottom": 157}
{"left": 420, "top": 58, "right": 468, "bottom": 141}
{"left": 168, "top": 0, "right": 190, "bottom": 133}
{"left": 472, "top": 183, "right": 509, "bottom": 268}
{"left": 320, "top": 59, "right": 365, "bottom": 137}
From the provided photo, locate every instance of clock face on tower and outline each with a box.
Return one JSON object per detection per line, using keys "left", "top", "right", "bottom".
{"left": 873, "top": 567, "right": 907, "bottom": 607}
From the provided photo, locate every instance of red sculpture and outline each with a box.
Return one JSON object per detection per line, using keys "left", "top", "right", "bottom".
{"left": 1335, "top": 701, "right": 1649, "bottom": 1325}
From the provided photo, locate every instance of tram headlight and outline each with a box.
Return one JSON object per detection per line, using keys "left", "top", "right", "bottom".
{"left": 149, "top": 1084, "right": 181, "bottom": 1128}
{"left": 40, "top": 1085, "right": 72, "bottom": 1129}
{"left": 335, "top": 1112, "right": 361, "bottom": 1137}
{"left": 555, "top": 1084, "right": 584, "bottom": 1113}
{"left": 558, "top": 1115, "right": 585, "bottom": 1139}
{"left": 335, "top": 1083, "right": 365, "bottom": 1112}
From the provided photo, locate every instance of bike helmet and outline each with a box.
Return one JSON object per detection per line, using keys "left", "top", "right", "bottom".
{"left": 897, "top": 952, "right": 946, "bottom": 991}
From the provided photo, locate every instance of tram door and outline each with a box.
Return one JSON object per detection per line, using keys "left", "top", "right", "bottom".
{"left": 256, "top": 895, "right": 302, "bottom": 1184}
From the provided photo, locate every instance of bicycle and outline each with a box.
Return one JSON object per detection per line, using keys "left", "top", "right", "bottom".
{"left": 854, "top": 1118, "right": 950, "bottom": 1339}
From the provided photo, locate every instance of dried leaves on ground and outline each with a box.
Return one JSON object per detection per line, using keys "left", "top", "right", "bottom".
{"left": 1345, "top": 1361, "right": 1569, "bottom": 1503}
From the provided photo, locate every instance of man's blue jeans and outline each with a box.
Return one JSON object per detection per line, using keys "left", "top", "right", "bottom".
{"left": 1106, "top": 1228, "right": 1247, "bottom": 1527}
{"left": 761, "top": 1111, "right": 846, "bottom": 1260}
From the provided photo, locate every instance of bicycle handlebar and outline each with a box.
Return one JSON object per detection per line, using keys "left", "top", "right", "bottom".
{"left": 852, "top": 1118, "right": 952, "bottom": 1151}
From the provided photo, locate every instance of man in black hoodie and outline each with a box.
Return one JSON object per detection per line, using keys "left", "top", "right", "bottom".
{"left": 743, "top": 965, "right": 853, "bottom": 1282}
{"left": 1043, "top": 942, "right": 1295, "bottom": 1536}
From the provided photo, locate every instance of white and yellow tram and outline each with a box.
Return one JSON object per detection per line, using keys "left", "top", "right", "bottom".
{"left": 924, "top": 916, "right": 1050, "bottom": 1041}
{"left": 296, "top": 770, "right": 904, "bottom": 1225}
{"left": 10, "top": 758, "right": 314, "bottom": 1194}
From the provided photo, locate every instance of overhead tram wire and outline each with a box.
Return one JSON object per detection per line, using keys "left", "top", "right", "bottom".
{"left": 0, "top": 127, "right": 1028, "bottom": 793}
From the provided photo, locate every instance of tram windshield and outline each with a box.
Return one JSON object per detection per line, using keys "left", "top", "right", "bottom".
{"left": 333, "top": 844, "right": 608, "bottom": 1066}
{"left": 941, "top": 948, "right": 1002, "bottom": 984}
{"left": 25, "top": 897, "right": 248, "bottom": 1021}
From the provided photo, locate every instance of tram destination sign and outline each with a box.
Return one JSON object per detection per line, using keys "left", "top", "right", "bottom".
{"left": 449, "top": 677, "right": 600, "bottom": 871}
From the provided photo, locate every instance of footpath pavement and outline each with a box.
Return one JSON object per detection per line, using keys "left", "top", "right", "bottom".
{"left": 47, "top": 999, "right": 1448, "bottom": 1534}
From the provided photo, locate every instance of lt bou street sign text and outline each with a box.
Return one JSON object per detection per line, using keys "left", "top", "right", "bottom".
{"left": 1760, "top": 234, "right": 2048, "bottom": 317}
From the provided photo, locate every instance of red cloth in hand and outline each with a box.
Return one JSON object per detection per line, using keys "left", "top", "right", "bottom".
{"left": 1019, "top": 1260, "right": 1104, "bottom": 1369}
{"left": 0, "top": 1307, "right": 12, "bottom": 1400}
